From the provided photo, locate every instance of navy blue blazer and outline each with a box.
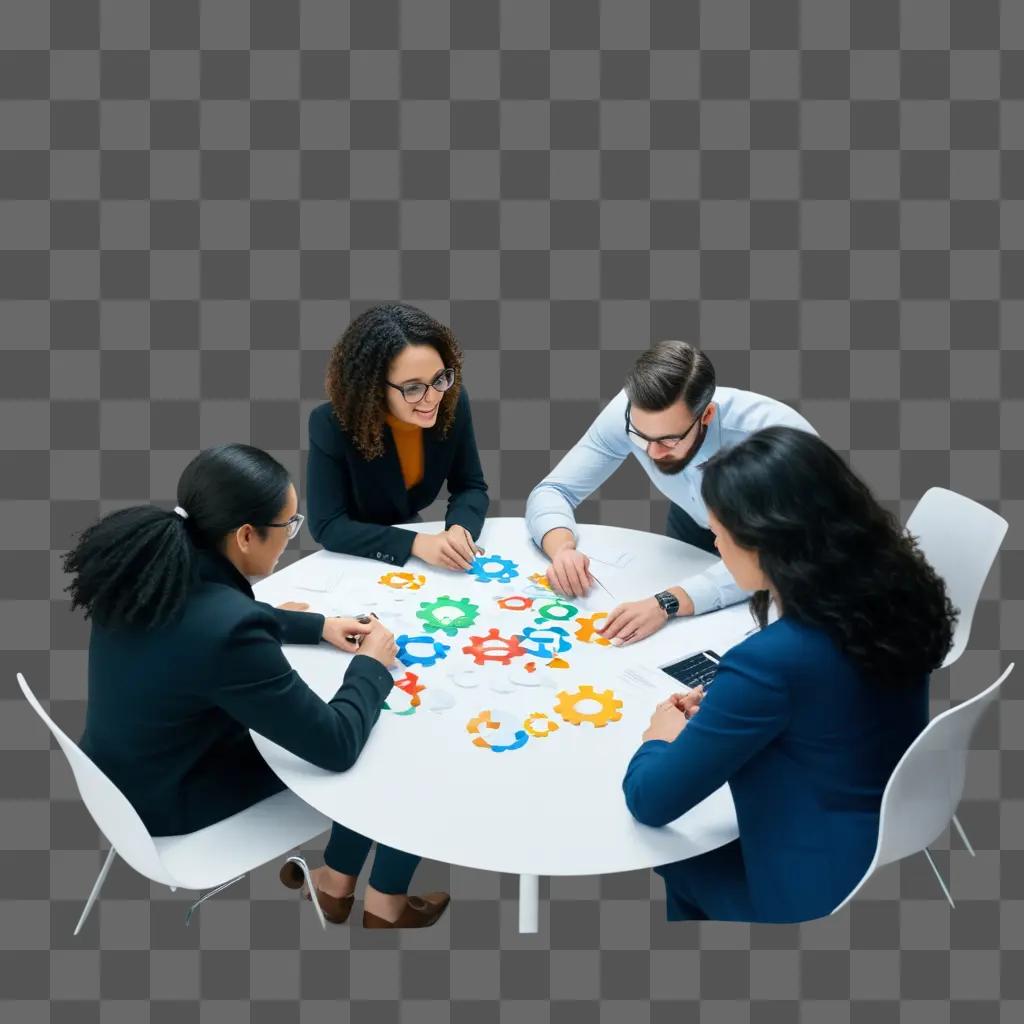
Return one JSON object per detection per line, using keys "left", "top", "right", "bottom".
{"left": 623, "top": 616, "right": 929, "bottom": 923}
{"left": 80, "top": 543, "right": 394, "bottom": 837}
{"left": 306, "top": 386, "right": 489, "bottom": 567}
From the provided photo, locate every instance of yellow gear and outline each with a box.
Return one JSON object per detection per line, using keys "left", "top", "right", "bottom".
{"left": 528, "top": 572, "right": 553, "bottom": 590}
{"left": 553, "top": 685, "right": 623, "bottom": 728}
{"left": 523, "top": 712, "right": 559, "bottom": 738}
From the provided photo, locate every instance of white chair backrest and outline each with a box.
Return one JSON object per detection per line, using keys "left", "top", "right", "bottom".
{"left": 17, "top": 673, "right": 175, "bottom": 886}
{"left": 833, "top": 662, "right": 1013, "bottom": 913}
{"left": 906, "top": 487, "right": 1008, "bottom": 667}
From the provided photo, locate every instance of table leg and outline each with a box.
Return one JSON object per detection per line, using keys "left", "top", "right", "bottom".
{"left": 518, "top": 873, "right": 539, "bottom": 933}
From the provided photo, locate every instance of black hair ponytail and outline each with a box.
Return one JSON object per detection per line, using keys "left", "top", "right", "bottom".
{"left": 63, "top": 444, "right": 291, "bottom": 631}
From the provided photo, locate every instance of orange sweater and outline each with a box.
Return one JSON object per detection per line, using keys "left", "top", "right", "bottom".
{"left": 386, "top": 413, "right": 424, "bottom": 489}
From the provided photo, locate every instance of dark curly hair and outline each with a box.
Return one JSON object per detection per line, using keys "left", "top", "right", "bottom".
{"left": 700, "top": 427, "right": 957, "bottom": 684}
{"left": 325, "top": 303, "right": 464, "bottom": 460}
{"left": 62, "top": 444, "right": 292, "bottom": 631}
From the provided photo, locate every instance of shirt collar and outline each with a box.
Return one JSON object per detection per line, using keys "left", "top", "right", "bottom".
{"left": 193, "top": 543, "right": 254, "bottom": 599}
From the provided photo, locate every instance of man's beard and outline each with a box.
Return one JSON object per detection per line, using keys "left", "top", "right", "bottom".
{"left": 651, "top": 421, "right": 708, "bottom": 476}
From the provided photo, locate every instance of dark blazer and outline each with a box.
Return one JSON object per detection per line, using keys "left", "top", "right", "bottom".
{"left": 80, "top": 543, "right": 394, "bottom": 837}
{"left": 623, "top": 616, "right": 929, "bottom": 923}
{"left": 306, "top": 385, "right": 489, "bottom": 566}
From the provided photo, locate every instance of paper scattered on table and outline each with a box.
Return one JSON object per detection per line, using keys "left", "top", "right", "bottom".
{"left": 616, "top": 663, "right": 684, "bottom": 697}
{"left": 587, "top": 546, "right": 634, "bottom": 570}
{"left": 488, "top": 675, "right": 516, "bottom": 694}
{"left": 450, "top": 669, "right": 482, "bottom": 689}
{"left": 422, "top": 689, "right": 456, "bottom": 712}
{"left": 294, "top": 564, "right": 346, "bottom": 593}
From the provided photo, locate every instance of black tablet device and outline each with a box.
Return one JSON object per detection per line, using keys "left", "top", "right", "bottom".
{"left": 658, "top": 650, "right": 721, "bottom": 691}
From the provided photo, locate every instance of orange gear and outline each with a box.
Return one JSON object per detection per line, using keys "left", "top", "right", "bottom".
{"left": 466, "top": 709, "right": 501, "bottom": 748}
{"left": 378, "top": 570, "right": 426, "bottom": 590}
{"left": 524, "top": 712, "right": 559, "bottom": 738}
{"left": 497, "top": 595, "right": 534, "bottom": 611}
{"left": 574, "top": 612, "right": 611, "bottom": 646}
{"left": 528, "top": 572, "right": 553, "bottom": 590}
{"left": 461, "top": 628, "right": 527, "bottom": 666}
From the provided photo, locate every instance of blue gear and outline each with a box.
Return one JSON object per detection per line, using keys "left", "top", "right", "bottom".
{"left": 396, "top": 633, "right": 451, "bottom": 669}
{"left": 516, "top": 625, "right": 572, "bottom": 659}
{"left": 466, "top": 555, "right": 519, "bottom": 584}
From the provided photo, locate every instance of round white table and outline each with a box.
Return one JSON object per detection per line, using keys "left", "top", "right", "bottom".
{"left": 251, "top": 518, "right": 753, "bottom": 932}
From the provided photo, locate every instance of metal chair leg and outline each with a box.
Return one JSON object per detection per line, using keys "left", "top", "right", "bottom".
{"left": 185, "top": 874, "right": 246, "bottom": 926}
{"left": 74, "top": 846, "right": 117, "bottom": 936}
{"left": 283, "top": 854, "right": 327, "bottom": 930}
{"left": 951, "top": 813, "right": 976, "bottom": 857}
{"left": 923, "top": 847, "right": 955, "bottom": 909}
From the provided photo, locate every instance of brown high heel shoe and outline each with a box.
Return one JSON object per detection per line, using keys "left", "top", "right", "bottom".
{"left": 363, "top": 891, "right": 451, "bottom": 929}
{"left": 279, "top": 861, "right": 355, "bottom": 925}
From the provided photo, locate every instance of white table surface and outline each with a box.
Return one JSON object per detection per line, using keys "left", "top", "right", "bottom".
{"left": 251, "top": 517, "right": 753, "bottom": 879}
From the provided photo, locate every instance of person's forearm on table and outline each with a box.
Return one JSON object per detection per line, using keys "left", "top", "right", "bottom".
{"left": 541, "top": 526, "right": 577, "bottom": 561}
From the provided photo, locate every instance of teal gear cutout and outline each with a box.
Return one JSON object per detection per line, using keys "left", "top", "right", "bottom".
{"left": 516, "top": 625, "right": 572, "bottom": 659}
{"left": 415, "top": 595, "right": 480, "bottom": 636}
{"left": 396, "top": 633, "right": 451, "bottom": 668}
{"left": 466, "top": 555, "right": 519, "bottom": 584}
{"left": 533, "top": 599, "right": 578, "bottom": 624}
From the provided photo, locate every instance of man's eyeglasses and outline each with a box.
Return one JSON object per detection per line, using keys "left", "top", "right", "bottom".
{"left": 385, "top": 367, "right": 456, "bottom": 404}
{"left": 265, "top": 512, "right": 304, "bottom": 541}
{"left": 625, "top": 401, "right": 706, "bottom": 452}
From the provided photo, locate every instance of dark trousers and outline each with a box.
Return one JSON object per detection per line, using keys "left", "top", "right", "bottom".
{"left": 666, "top": 501, "right": 718, "bottom": 555}
{"left": 654, "top": 838, "right": 757, "bottom": 921}
{"left": 323, "top": 823, "right": 421, "bottom": 896}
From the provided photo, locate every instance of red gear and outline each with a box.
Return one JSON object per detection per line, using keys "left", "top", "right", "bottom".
{"left": 461, "top": 628, "right": 527, "bottom": 666}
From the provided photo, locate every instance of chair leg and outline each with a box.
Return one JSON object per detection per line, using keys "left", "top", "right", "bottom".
{"left": 74, "top": 846, "right": 117, "bottom": 936}
{"left": 923, "top": 848, "right": 955, "bottom": 909}
{"left": 283, "top": 855, "right": 326, "bottom": 930}
{"left": 951, "top": 813, "right": 976, "bottom": 857}
{"left": 184, "top": 874, "right": 246, "bottom": 926}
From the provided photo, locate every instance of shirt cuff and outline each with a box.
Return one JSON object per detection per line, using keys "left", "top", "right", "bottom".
{"left": 531, "top": 511, "right": 579, "bottom": 550}
{"left": 678, "top": 571, "right": 721, "bottom": 616}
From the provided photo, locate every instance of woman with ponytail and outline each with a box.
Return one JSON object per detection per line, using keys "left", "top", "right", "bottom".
{"left": 622, "top": 427, "right": 957, "bottom": 923}
{"left": 66, "top": 444, "right": 450, "bottom": 929}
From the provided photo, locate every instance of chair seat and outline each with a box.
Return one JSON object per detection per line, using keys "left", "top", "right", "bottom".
{"left": 153, "top": 789, "right": 331, "bottom": 890}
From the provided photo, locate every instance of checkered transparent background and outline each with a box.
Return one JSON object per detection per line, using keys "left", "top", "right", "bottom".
{"left": 1, "top": 1, "right": 1022, "bottom": 1021}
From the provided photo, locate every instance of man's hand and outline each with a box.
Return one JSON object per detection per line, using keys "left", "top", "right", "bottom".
{"left": 597, "top": 597, "right": 669, "bottom": 646}
{"left": 412, "top": 527, "right": 482, "bottom": 571}
{"left": 546, "top": 546, "right": 593, "bottom": 598}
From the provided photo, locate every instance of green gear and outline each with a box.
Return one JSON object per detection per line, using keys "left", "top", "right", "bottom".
{"left": 415, "top": 595, "right": 481, "bottom": 636}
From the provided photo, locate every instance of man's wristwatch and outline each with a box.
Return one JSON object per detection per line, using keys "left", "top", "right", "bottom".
{"left": 654, "top": 590, "right": 680, "bottom": 617}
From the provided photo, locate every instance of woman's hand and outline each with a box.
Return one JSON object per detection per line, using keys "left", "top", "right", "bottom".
{"left": 412, "top": 527, "right": 482, "bottom": 571}
{"left": 598, "top": 597, "right": 668, "bottom": 646}
{"left": 321, "top": 616, "right": 376, "bottom": 653}
{"left": 276, "top": 601, "right": 310, "bottom": 611}
{"left": 641, "top": 686, "right": 704, "bottom": 743}
{"left": 354, "top": 620, "right": 398, "bottom": 669}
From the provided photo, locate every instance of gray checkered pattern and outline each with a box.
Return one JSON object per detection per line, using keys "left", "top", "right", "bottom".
{"left": 1, "top": 0, "right": 1021, "bottom": 1019}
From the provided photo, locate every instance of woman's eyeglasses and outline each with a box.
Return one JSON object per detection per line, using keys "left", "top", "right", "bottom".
{"left": 385, "top": 367, "right": 456, "bottom": 404}
{"left": 265, "top": 512, "right": 304, "bottom": 540}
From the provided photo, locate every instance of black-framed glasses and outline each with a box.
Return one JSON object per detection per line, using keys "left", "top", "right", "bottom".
{"left": 625, "top": 400, "right": 705, "bottom": 452}
{"left": 385, "top": 367, "right": 456, "bottom": 404}
{"left": 264, "top": 512, "right": 304, "bottom": 541}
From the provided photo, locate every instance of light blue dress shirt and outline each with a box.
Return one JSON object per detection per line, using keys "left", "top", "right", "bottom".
{"left": 525, "top": 387, "right": 817, "bottom": 614}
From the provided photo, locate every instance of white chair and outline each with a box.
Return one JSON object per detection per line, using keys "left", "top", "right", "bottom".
{"left": 18, "top": 672, "right": 331, "bottom": 933}
{"left": 906, "top": 487, "right": 1008, "bottom": 668}
{"left": 832, "top": 662, "right": 1013, "bottom": 914}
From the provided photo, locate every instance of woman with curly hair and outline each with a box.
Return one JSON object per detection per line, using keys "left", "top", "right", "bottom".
{"left": 307, "top": 303, "right": 489, "bottom": 570}
{"left": 623, "top": 426, "right": 957, "bottom": 923}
